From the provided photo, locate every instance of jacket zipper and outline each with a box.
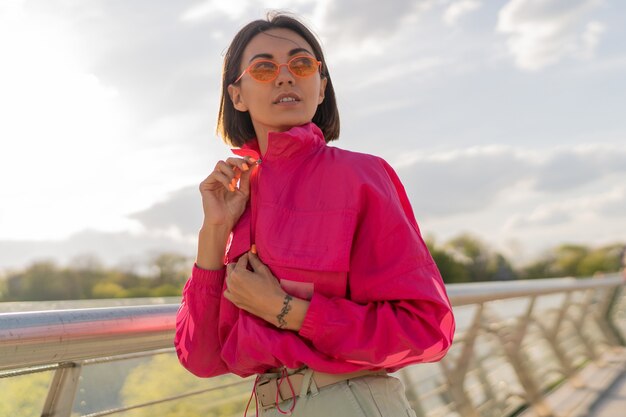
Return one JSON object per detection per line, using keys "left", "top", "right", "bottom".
{"left": 250, "top": 163, "right": 261, "bottom": 246}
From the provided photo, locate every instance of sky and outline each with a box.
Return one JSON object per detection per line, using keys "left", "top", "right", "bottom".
{"left": 0, "top": 0, "right": 625, "bottom": 272}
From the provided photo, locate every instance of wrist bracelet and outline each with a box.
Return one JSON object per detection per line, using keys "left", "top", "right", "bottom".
{"left": 276, "top": 294, "right": 293, "bottom": 329}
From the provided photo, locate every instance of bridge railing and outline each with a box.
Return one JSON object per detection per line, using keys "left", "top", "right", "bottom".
{"left": 0, "top": 273, "right": 623, "bottom": 417}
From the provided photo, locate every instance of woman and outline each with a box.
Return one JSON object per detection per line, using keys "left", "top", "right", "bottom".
{"left": 175, "top": 12, "right": 455, "bottom": 417}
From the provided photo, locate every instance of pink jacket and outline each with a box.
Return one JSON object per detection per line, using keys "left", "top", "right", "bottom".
{"left": 175, "top": 123, "right": 455, "bottom": 378}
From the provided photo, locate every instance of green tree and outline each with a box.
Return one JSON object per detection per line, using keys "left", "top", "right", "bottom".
{"left": 426, "top": 238, "right": 470, "bottom": 283}
{"left": 521, "top": 243, "right": 624, "bottom": 279}
{"left": 487, "top": 253, "right": 517, "bottom": 281}
{"left": 577, "top": 244, "right": 624, "bottom": 276}
{"left": 151, "top": 284, "right": 182, "bottom": 297}
{"left": 3, "top": 260, "right": 106, "bottom": 301}
{"left": 0, "top": 252, "right": 192, "bottom": 301}
{"left": 92, "top": 281, "right": 129, "bottom": 298}
{"left": 552, "top": 244, "right": 589, "bottom": 277}
{"left": 439, "top": 234, "right": 518, "bottom": 282}
{"left": 0, "top": 274, "right": 7, "bottom": 299}
{"left": 520, "top": 258, "right": 553, "bottom": 279}
{"left": 445, "top": 234, "right": 492, "bottom": 282}
{"left": 152, "top": 253, "right": 189, "bottom": 287}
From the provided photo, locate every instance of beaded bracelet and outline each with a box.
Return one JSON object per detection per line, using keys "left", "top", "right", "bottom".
{"left": 276, "top": 294, "right": 293, "bottom": 329}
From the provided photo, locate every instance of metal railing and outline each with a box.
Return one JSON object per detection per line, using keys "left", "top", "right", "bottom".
{"left": 0, "top": 273, "right": 624, "bottom": 417}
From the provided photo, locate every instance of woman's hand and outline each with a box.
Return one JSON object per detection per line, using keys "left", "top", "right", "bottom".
{"left": 199, "top": 156, "right": 257, "bottom": 230}
{"left": 224, "top": 251, "right": 310, "bottom": 330}
{"left": 224, "top": 251, "right": 286, "bottom": 319}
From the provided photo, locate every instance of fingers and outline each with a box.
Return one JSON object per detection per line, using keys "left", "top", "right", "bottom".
{"left": 238, "top": 163, "right": 253, "bottom": 195}
{"left": 200, "top": 170, "right": 231, "bottom": 193}
{"left": 212, "top": 157, "right": 258, "bottom": 193}
{"left": 236, "top": 252, "right": 249, "bottom": 269}
{"left": 214, "top": 160, "right": 240, "bottom": 192}
{"left": 226, "top": 253, "right": 248, "bottom": 277}
{"left": 225, "top": 254, "right": 249, "bottom": 300}
{"left": 248, "top": 250, "right": 269, "bottom": 274}
{"left": 225, "top": 157, "right": 253, "bottom": 173}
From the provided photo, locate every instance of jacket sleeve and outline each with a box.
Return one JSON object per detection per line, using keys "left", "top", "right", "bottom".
{"left": 174, "top": 265, "right": 230, "bottom": 377}
{"left": 298, "top": 157, "right": 455, "bottom": 371}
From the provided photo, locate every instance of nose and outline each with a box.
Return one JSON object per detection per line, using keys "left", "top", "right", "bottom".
{"left": 274, "top": 63, "right": 295, "bottom": 85}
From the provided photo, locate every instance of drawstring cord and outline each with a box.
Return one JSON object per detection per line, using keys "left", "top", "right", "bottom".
{"left": 276, "top": 368, "right": 296, "bottom": 415}
{"left": 244, "top": 367, "right": 298, "bottom": 417}
{"left": 244, "top": 375, "right": 261, "bottom": 417}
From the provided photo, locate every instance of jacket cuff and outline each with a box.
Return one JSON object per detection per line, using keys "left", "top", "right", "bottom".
{"left": 189, "top": 263, "right": 226, "bottom": 296}
{"left": 298, "top": 292, "right": 327, "bottom": 341}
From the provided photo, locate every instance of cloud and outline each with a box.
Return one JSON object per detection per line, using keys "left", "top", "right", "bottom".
{"left": 443, "top": 0, "right": 482, "bottom": 27}
{"left": 319, "top": 0, "right": 437, "bottom": 50}
{"left": 393, "top": 144, "right": 626, "bottom": 217}
{"left": 346, "top": 57, "right": 444, "bottom": 90}
{"left": 578, "top": 20, "right": 605, "bottom": 59}
{"left": 134, "top": 144, "right": 626, "bottom": 223}
{"left": 598, "top": 187, "right": 626, "bottom": 217}
{"left": 4, "top": 144, "right": 625, "bottom": 271}
{"left": 496, "top": 0, "right": 605, "bottom": 71}
{"left": 532, "top": 146, "right": 626, "bottom": 192}
{"left": 180, "top": 0, "right": 250, "bottom": 22}
{"left": 130, "top": 187, "right": 202, "bottom": 235}
{"left": 505, "top": 186, "right": 626, "bottom": 229}
{"left": 127, "top": 144, "right": 626, "bottom": 230}
{"left": 0, "top": 229, "right": 195, "bottom": 272}
{"left": 396, "top": 147, "right": 528, "bottom": 216}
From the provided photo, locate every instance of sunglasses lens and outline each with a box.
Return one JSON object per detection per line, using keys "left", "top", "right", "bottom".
{"left": 289, "top": 57, "right": 318, "bottom": 76}
{"left": 249, "top": 61, "right": 279, "bottom": 81}
{"left": 244, "top": 57, "right": 319, "bottom": 82}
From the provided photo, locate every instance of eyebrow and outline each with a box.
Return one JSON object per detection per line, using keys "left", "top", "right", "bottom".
{"left": 248, "top": 48, "right": 314, "bottom": 63}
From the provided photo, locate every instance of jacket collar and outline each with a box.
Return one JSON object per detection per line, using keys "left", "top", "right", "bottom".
{"left": 231, "top": 122, "right": 326, "bottom": 164}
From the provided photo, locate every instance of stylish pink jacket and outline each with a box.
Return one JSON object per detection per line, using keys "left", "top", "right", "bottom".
{"left": 175, "top": 123, "right": 455, "bottom": 378}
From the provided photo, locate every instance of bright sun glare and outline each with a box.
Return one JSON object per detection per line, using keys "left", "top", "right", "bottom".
{"left": 0, "top": 4, "right": 134, "bottom": 240}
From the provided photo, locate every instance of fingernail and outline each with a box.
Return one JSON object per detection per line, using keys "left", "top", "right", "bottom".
{"left": 251, "top": 244, "right": 257, "bottom": 254}
{"left": 231, "top": 178, "right": 237, "bottom": 187}
{"left": 242, "top": 163, "right": 249, "bottom": 171}
{"left": 229, "top": 184, "right": 235, "bottom": 192}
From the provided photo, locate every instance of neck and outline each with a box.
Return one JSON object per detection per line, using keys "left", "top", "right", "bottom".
{"left": 256, "top": 130, "right": 269, "bottom": 158}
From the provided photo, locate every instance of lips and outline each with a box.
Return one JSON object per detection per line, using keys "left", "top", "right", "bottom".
{"left": 273, "top": 92, "right": 301, "bottom": 104}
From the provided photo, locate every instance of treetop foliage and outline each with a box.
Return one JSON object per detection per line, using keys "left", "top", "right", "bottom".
{"left": 0, "top": 236, "right": 624, "bottom": 301}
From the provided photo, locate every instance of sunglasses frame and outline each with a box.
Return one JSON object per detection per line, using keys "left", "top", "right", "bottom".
{"left": 234, "top": 55, "right": 322, "bottom": 84}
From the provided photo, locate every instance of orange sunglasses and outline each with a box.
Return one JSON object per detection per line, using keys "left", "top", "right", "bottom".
{"left": 234, "top": 55, "right": 322, "bottom": 83}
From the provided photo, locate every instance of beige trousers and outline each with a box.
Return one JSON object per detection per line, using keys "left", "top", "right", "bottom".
{"left": 257, "top": 368, "right": 417, "bottom": 417}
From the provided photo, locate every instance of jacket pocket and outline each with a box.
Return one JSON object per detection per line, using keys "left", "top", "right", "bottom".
{"left": 256, "top": 204, "right": 357, "bottom": 272}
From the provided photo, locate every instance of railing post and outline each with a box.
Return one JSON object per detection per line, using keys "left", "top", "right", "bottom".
{"left": 439, "top": 304, "right": 483, "bottom": 417}
{"left": 535, "top": 293, "right": 579, "bottom": 385}
{"left": 568, "top": 290, "right": 601, "bottom": 361}
{"left": 598, "top": 285, "right": 626, "bottom": 347}
{"left": 489, "top": 307, "right": 556, "bottom": 417}
{"left": 474, "top": 355, "right": 507, "bottom": 417}
{"left": 41, "top": 362, "right": 82, "bottom": 417}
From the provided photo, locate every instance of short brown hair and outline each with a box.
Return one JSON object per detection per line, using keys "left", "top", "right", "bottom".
{"left": 217, "top": 12, "right": 340, "bottom": 147}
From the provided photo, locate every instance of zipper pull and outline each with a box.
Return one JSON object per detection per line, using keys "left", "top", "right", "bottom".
{"left": 246, "top": 156, "right": 262, "bottom": 165}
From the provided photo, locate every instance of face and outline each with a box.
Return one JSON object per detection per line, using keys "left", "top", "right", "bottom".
{"left": 228, "top": 28, "right": 327, "bottom": 140}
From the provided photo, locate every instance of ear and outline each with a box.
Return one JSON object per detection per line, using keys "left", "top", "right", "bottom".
{"left": 228, "top": 84, "right": 248, "bottom": 112}
{"left": 318, "top": 77, "right": 327, "bottom": 105}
